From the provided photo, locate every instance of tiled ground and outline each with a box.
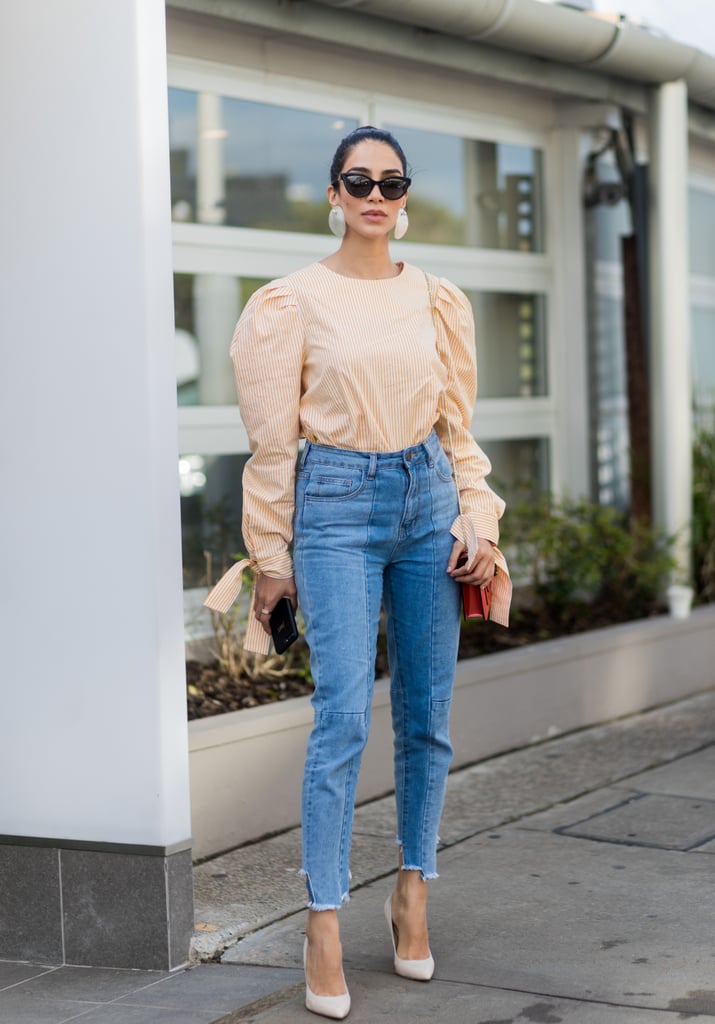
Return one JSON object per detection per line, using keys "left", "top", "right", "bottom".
{"left": 0, "top": 960, "right": 302, "bottom": 1024}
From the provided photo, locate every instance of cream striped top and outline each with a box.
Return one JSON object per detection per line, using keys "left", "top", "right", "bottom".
{"left": 205, "top": 260, "right": 512, "bottom": 652}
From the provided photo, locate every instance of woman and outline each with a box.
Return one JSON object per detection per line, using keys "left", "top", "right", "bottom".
{"left": 206, "top": 126, "right": 511, "bottom": 1019}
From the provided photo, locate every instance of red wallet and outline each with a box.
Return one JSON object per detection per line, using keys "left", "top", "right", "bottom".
{"left": 457, "top": 553, "right": 492, "bottom": 620}
{"left": 462, "top": 580, "right": 492, "bottom": 620}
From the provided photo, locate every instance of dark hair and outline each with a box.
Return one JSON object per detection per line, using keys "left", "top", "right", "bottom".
{"left": 330, "top": 125, "right": 409, "bottom": 185}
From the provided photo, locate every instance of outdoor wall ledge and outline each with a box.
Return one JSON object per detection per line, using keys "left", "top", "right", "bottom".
{"left": 189, "top": 605, "right": 715, "bottom": 860}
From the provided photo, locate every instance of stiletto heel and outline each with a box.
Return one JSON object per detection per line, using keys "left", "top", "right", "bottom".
{"left": 303, "top": 938, "right": 351, "bottom": 1019}
{"left": 384, "top": 895, "right": 435, "bottom": 981}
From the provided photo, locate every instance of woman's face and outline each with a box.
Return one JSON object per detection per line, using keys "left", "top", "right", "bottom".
{"left": 328, "top": 139, "right": 408, "bottom": 239}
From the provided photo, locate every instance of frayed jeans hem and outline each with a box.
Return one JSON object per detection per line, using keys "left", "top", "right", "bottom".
{"left": 400, "top": 865, "right": 439, "bottom": 881}
{"left": 305, "top": 893, "right": 350, "bottom": 911}
{"left": 300, "top": 869, "right": 350, "bottom": 911}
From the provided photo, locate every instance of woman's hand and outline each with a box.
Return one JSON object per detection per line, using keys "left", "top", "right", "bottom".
{"left": 254, "top": 575, "right": 298, "bottom": 635}
{"left": 447, "top": 538, "right": 495, "bottom": 588}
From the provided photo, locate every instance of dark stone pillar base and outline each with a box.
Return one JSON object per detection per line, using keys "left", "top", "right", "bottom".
{"left": 0, "top": 836, "right": 194, "bottom": 969}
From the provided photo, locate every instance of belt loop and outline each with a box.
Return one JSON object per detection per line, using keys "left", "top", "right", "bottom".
{"left": 299, "top": 440, "right": 311, "bottom": 468}
{"left": 367, "top": 453, "right": 377, "bottom": 479}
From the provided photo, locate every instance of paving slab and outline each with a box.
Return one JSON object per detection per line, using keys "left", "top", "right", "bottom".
{"left": 514, "top": 786, "right": 643, "bottom": 833}
{"left": 614, "top": 746, "right": 715, "bottom": 800}
{"left": 0, "top": 989, "right": 106, "bottom": 1024}
{"left": 115, "top": 963, "right": 303, "bottom": 1014}
{"left": 0, "top": 961, "right": 56, "bottom": 990}
{"left": 557, "top": 791, "right": 715, "bottom": 850}
{"left": 2, "top": 964, "right": 171, "bottom": 1003}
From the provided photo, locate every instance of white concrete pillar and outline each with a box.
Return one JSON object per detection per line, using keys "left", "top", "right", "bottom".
{"left": 648, "top": 80, "right": 692, "bottom": 583}
{"left": 0, "top": 0, "right": 193, "bottom": 968}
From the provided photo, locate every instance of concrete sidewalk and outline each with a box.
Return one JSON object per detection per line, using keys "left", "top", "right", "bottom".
{"left": 2, "top": 689, "right": 714, "bottom": 1023}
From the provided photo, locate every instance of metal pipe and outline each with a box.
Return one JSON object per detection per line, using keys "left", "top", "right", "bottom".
{"left": 311, "top": 0, "right": 715, "bottom": 109}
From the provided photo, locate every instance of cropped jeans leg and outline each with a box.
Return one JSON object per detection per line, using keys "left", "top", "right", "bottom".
{"left": 383, "top": 465, "right": 461, "bottom": 879}
{"left": 294, "top": 458, "right": 383, "bottom": 910}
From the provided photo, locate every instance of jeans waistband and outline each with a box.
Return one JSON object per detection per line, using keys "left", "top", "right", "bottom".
{"left": 301, "top": 429, "right": 443, "bottom": 478}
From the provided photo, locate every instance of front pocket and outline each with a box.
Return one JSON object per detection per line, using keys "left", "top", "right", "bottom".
{"left": 304, "top": 465, "right": 366, "bottom": 501}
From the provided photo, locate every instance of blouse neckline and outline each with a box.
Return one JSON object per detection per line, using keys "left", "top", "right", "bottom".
{"left": 315, "top": 260, "right": 406, "bottom": 282}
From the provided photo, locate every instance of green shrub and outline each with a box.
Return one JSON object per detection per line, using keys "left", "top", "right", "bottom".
{"left": 502, "top": 494, "right": 675, "bottom": 635}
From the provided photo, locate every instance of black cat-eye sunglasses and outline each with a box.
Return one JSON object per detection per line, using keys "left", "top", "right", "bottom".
{"left": 336, "top": 172, "right": 411, "bottom": 200}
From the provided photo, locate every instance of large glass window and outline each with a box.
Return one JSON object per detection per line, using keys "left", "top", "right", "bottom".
{"left": 467, "top": 292, "right": 547, "bottom": 398}
{"left": 383, "top": 124, "right": 544, "bottom": 251}
{"left": 180, "top": 452, "right": 248, "bottom": 589}
{"left": 174, "top": 274, "right": 268, "bottom": 405}
{"left": 480, "top": 438, "right": 550, "bottom": 499}
{"left": 689, "top": 188, "right": 715, "bottom": 277}
{"left": 169, "top": 89, "right": 358, "bottom": 232}
{"left": 692, "top": 307, "right": 715, "bottom": 416}
{"left": 591, "top": 293, "right": 629, "bottom": 509}
{"left": 689, "top": 187, "right": 715, "bottom": 419}
{"left": 585, "top": 149, "right": 632, "bottom": 508}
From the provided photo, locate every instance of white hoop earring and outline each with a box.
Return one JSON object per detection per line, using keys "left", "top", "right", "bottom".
{"left": 328, "top": 205, "right": 346, "bottom": 238}
{"left": 394, "top": 207, "right": 409, "bottom": 240}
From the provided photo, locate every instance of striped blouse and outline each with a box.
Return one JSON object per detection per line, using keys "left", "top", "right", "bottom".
{"left": 205, "top": 260, "right": 512, "bottom": 653}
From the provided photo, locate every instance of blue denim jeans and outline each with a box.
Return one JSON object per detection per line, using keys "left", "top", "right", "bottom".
{"left": 293, "top": 430, "right": 461, "bottom": 910}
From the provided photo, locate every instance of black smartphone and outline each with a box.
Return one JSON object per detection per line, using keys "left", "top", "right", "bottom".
{"left": 270, "top": 597, "right": 299, "bottom": 654}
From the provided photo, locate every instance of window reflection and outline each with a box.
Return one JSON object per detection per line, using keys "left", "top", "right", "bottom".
{"left": 480, "top": 438, "right": 550, "bottom": 502}
{"left": 169, "top": 88, "right": 357, "bottom": 232}
{"left": 592, "top": 295, "right": 629, "bottom": 509}
{"left": 692, "top": 307, "right": 715, "bottom": 419}
{"left": 383, "top": 124, "right": 544, "bottom": 251}
{"left": 689, "top": 189, "right": 715, "bottom": 422}
{"left": 174, "top": 274, "right": 269, "bottom": 405}
{"left": 467, "top": 291, "right": 547, "bottom": 398}
{"left": 180, "top": 453, "right": 249, "bottom": 588}
{"left": 689, "top": 189, "right": 715, "bottom": 277}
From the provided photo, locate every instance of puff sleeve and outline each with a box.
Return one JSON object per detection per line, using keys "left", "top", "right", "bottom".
{"left": 232, "top": 281, "right": 303, "bottom": 574}
{"left": 204, "top": 280, "right": 304, "bottom": 653}
{"left": 432, "top": 277, "right": 513, "bottom": 626}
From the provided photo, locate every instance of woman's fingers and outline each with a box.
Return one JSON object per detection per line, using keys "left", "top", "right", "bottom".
{"left": 448, "top": 539, "right": 496, "bottom": 587}
{"left": 446, "top": 539, "right": 465, "bottom": 574}
{"left": 254, "top": 576, "right": 297, "bottom": 634}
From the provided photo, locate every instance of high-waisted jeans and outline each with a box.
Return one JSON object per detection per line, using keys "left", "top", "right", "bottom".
{"left": 293, "top": 429, "right": 462, "bottom": 910}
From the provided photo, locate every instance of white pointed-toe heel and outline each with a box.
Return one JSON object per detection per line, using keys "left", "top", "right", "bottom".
{"left": 384, "top": 895, "right": 435, "bottom": 982}
{"left": 303, "top": 938, "right": 351, "bottom": 1019}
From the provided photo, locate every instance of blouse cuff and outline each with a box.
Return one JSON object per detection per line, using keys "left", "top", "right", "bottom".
{"left": 203, "top": 556, "right": 294, "bottom": 656}
{"left": 257, "top": 550, "right": 295, "bottom": 579}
